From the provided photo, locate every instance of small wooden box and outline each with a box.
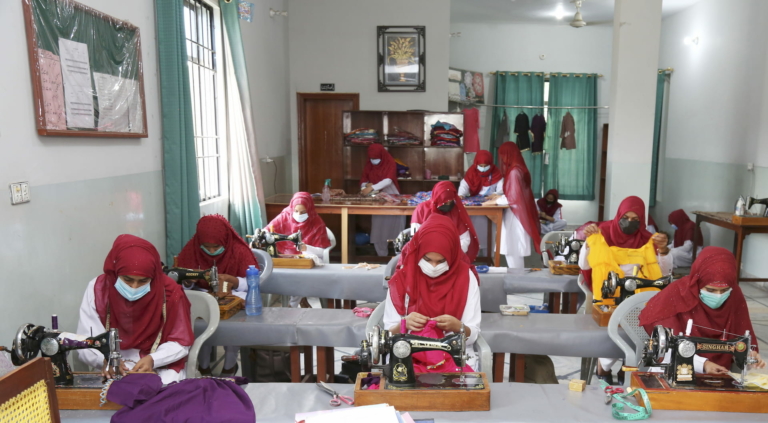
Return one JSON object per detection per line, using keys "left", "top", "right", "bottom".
{"left": 548, "top": 260, "right": 580, "bottom": 275}
{"left": 592, "top": 304, "right": 613, "bottom": 327}
{"left": 218, "top": 295, "right": 244, "bottom": 320}
{"left": 354, "top": 372, "right": 490, "bottom": 411}
{"left": 56, "top": 373, "right": 121, "bottom": 410}
{"left": 272, "top": 257, "right": 315, "bottom": 269}
{"left": 731, "top": 215, "right": 768, "bottom": 226}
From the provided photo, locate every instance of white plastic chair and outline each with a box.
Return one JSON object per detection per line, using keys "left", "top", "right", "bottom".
{"left": 607, "top": 290, "right": 659, "bottom": 386}
{"left": 539, "top": 231, "right": 572, "bottom": 267}
{"left": 251, "top": 249, "right": 274, "bottom": 285}
{"left": 577, "top": 273, "right": 592, "bottom": 314}
{"left": 185, "top": 290, "right": 220, "bottom": 376}
{"left": 323, "top": 227, "right": 336, "bottom": 264}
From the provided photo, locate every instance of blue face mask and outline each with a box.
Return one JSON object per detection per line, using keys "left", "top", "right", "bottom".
{"left": 201, "top": 245, "right": 225, "bottom": 256}
{"left": 115, "top": 277, "right": 151, "bottom": 302}
{"left": 671, "top": 224, "right": 678, "bottom": 231}
{"left": 700, "top": 289, "right": 730, "bottom": 309}
{"left": 477, "top": 165, "right": 491, "bottom": 173}
{"left": 371, "top": 159, "right": 381, "bottom": 165}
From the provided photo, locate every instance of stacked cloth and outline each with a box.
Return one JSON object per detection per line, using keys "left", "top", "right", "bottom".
{"left": 407, "top": 191, "right": 484, "bottom": 206}
{"left": 430, "top": 121, "right": 463, "bottom": 146}
{"left": 461, "top": 195, "right": 486, "bottom": 206}
{"left": 394, "top": 158, "right": 411, "bottom": 178}
{"left": 388, "top": 126, "right": 422, "bottom": 145}
{"left": 345, "top": 128, "right": 379, "bottom": 145}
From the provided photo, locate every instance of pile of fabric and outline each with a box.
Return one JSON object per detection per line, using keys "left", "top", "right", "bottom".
{"left": 430, "top": 121, "right": 463, "bottom": 146}
{"left": 407, "top": 191, "right": 432, "bottom": 205}
{"left": 394, "top": 158, "right": 411, "bottom": 178}
{"left": 345, "top": 128, "right": 379, "bottom": 145}
{"left": 461, "top": 195, "right": 486, "bottom": 206}
{"left": 388, "top": 126, "right": 422, "bottom": 145}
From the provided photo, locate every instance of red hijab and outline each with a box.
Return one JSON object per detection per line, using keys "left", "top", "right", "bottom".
{"left": 412, "top": 181, "right": 479, "bottom": 262}
{"left": 598, "top": 196, "right": 653, "bottom": 249}
{"left": 360, "top": 144, "right": 399, "bottom": 191}
{"left": 94, "top": 235, "right": 194, "bottom": 373}
{"left": 669, "top": 209, "right": 702, "bottom": 248}
{"left": 389, "top": 214, "right": 471, "bottom": 320}
{"left": 498, "top": 142, "right": 542, "bottom": 254}
{"left": 639, "top": 247, "right": 757, "bottom": 368}
{"left": 266, "top": 192, "right": 331, "bottom": 255}
{"left": 537, "top": 189, "right": 562, "bottom": 218}
{"left": 463, "top": 150, "right": 502, "bottom": 196}
{"left": 176, "top": 215, "right": 259, "bottom": 284}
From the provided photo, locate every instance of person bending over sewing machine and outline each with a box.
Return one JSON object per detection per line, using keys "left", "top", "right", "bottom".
{"left": 639, "top": 247, "right": 764, "bottom": 374}
{"left": 481, "top": 142, "right": 542, "bottom": 269}
{"left": 265, "top": 192, "right": 331, "bottom": 308}
{"left": 76, "top": 235, "right": 194, "bottom": 384}
{"left": 458, "top": 150, "right": 504, "bottom": 256}
{"left": 361, "top": 143, "right": 406, "bottom": 257}
{"left": 578, "top": 196, "right": 672, "bottom": 384}
{"left": 537, "top": 189, "right": 567, "bottom": 235}
{"left": 177, "top": 214, "right": 259, "bottom": 376}
{"left": 667, "top": 209, "right": 704, "bottom": 269}
{"left": 384, "top": 214, "right": 481, "bottom": 372}
{"left": 411, "top": 181, "right": 479, "bottom": 262}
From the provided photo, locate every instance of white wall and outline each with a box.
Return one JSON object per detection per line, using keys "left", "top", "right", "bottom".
{"left": 449, "top": 22, "right": 613, "bottom": 225}
{"left": 287, "top": 0, "right": 451, "bottom": 190}
{"left": 0, "top": 0, "right": 165, "bottom": 343}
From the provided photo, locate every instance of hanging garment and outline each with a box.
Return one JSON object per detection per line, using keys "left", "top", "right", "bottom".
{"left": 530, "top": 114, "right": 547, "bottom": 153}
{"left": 494, "top": 110, "right": 510, "bottom": 147}
{"left": 514, "top": 112, "right": 531, "bottom": 151}
{"left": 462, "top": 108, "right": 480, "bottom": 153}
{"left": 586, "top": 233, "right": 663, "bottom": 302}
{"left": 560, "top": 112, "right": 576, "bottom": 150}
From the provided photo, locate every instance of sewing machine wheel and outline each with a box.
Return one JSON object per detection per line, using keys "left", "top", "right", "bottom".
{"left": 369, "top": 326, "right": 381, "bottom": 365}
{"left": 11, "top": 323, "right": 40, "bottom": 366}
{"left": 648, "top": 325, "right": 669, "bottom": 365}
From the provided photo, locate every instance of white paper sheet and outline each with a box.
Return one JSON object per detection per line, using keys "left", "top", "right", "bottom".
{"left": 37, "top": 49, "right": 66, "bottom": 130}
{"left": 58, "top": 38, "right": 94, "bottom": 128}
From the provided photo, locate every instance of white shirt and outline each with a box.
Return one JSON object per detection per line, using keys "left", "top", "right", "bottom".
{"left": 457, "top": 178, "right": 505, "bottom": 198}
{"left": 383, "top": 269, "right": 481, "bottom": 369}
{"left": 535, "top": 202, "right": 564, "bottom": 223}
{"left": 578, "top": 239, "right": 674, "bottom": 276}
{"left": 669, "top": 240, "right": 702, "bottom": 269}
{"left": 361, "top": 178, "right": 393, "bottom": 192}
{"left": 410, "top": 222, "right": 471, "bottom": 254}
{"left": 76, "top": 278, "right": 190, "bottom": 384}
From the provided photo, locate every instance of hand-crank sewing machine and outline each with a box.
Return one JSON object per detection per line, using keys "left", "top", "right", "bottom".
{"left": 592, "top": 269, "right": 672, "bottom": 327}
{"left": 248, "top": 227, "right": 303, "bottom": 258}
{"left": 547, "top": 234, "right": 585, "bottom": 265}
{"left": 388, "top": 228, "right": 413, "bottom": 255}
{"left": 341, "top": 325, "right": 490, "bottom": 412}
{"left": 629, "top": 320, "right": 767, "bottom": 413}
{"left": 163, "top": 262, "right": 244, "bottom": 320}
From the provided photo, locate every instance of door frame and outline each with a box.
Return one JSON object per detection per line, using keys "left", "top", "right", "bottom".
{"left": 297, "top": 92, "right": 360, "bottom": 192}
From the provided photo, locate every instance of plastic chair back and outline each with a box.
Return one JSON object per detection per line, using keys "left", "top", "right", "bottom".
{"left": 323, "top": 228, "right": 336, "bottom": 264}
{"left": 577, "top": 273, "right": 592, "bottom": 314}
{"left": 184, "top": 291, "right": 220, "bottom": 376}
{"left": 252, "top": 249, "right": 274, "bottom": 285}
{"left": 607, "top": 290, "right": 658, "bottom": 378}
{"left": 540, "top": 231, "right": 572, "bottom": 267}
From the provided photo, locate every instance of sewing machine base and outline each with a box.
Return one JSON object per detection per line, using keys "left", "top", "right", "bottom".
{"left": 591, "top": 304, "right": 614, "bottom": 327}
{"left": 218, "top": 295, "right": 244, "bottom": 320}
{"left": 354, "top": 372, "right": 490, "bottom": 411}
{"left": 56, "top": 372, "right": 121, "bottom": 410}
{"left": 272, "top": 256, "right": 315, "bottom": 269}
{"left": 630, "top": 372, "right": 768, "bottom": 413}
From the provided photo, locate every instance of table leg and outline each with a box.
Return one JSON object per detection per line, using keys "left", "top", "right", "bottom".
{"left": 341, "top": 207, "right": 349, "bottom": 264}
{"left": 290, "top": 346, "right": 301, "bottom": 383}
{"left": 734, "top": 228, "right": 745, "bottom": 281}
{"left": 493, "top": 353, "right": 505, "bottom": 382}
{"left": 568, "top": 293, "right": 579, "bottom": 314}
{"left": 326, "top": 298, "right": 335, "bottom": 309}
{"left": 692, "top": 216, "right": 702, "bottom": 262}
{"left": 486, "top": 215, "right": 493, "bottom": 265}
{"left": 303, "top": 346, "right": 313, "bottom": 380}
{"left": 494, "top": 211, "right": 503, "bottom": 267}
{"left": 326, "top": 347, "right": 335, "bottom": 383}
{"left": 316, "top": 346, "right": 328, "bottom": 383}
{"left": 508, "top": 353, "right": 516, "bottom": 381}
{"left": 515, "top": 354, "right": 526, "bottom": 383}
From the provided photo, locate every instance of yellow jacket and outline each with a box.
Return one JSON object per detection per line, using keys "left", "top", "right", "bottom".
{"left": 587, "top": 233, "right": 662, "bottom": 303}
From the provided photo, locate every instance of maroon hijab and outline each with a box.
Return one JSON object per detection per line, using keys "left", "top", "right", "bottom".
{"left": 463, "top": 150, "right": 502, "bottom": 196}
{"left": 94, "top": 235, "right": 194, "bottom": 373}
{"left": 498, "top": 142, "right": 541, "bottom": 254}
{"left": 412, "top": 181, "right": 479, "bottom": 262}
{"left": 598, "top": 196, "right": 653, "bottom": 249}
{"left": 537, "top": 189, "right": 562, "bottom": 218}
{"left": 669, "top": 209, "right": 702, "bottom": 248}
{"left": 360, "top": 144, "right": 399, "bottom": 191}
{"left": 266, "top": 192, "right": 331, "bottom": 254}
{"left": 639, "top": 247, "right": 757, "bottom": 368}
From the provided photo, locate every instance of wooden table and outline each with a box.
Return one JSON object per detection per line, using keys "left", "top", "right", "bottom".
{"left": 692, "top": 211, "right": 768, "bottom": 282}
{"left": 266, "top": 194, "right": 507, "bottom": 266}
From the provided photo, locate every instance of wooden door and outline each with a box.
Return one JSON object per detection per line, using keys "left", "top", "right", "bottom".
{"left": 297, "top": 93, "right": 359, "bottom": 194}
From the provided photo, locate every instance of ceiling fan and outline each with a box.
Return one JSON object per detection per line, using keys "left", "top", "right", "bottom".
{"left": 570, "top": 0, "right": 587, "bottom": 28}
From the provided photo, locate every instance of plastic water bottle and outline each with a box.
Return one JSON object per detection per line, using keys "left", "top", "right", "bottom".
{"left": 245, "top": 265, "right": 262, "bottom": 316}
{"left": 321, "top": 179, "right": 332, "bottom": 203}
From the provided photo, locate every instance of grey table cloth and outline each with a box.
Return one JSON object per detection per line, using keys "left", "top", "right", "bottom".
{"left": 197, "top": 308, "right": 304, "bottom": 347}
{"left": 295, "top": 309, "right": 369, "bottom": 347}
{"left": 60, "top": 382, "right": 764, "bottom": 422}
{"left": 264, "top": 264, "right": 387, "bottom": 302}
{"left": 480, "top": 269, "right": 582, "bottom": 312}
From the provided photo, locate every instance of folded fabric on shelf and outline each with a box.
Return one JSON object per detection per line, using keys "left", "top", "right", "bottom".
{"left": 345, "top": 128, "right": 379, "bottom": 145}
{"left": 429, "top": 121, "right": 463, "bottom": 147}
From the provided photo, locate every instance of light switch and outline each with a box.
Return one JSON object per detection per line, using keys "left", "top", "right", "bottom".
{"left": 9, "top": 182, "right": 30, "bottom": 205}
{"left": 20, "top": 183, "right": 30, "bottom": 202}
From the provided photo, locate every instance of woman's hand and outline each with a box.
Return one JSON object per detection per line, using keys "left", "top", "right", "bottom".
{"left": 750, "top": 351, "right": 766, "bottom": 369}
{"left": 361, "top": 186, "right": 373, "bottom": 195}
{"left": 131, "top": 355, "right": 155, "bottom": 373}
{"left": 703, "top": 360, "right": 729, "bottom": 374}
{"left": 405, "top": 312, "right": 429, "bottom": 332}
{"left": 652, "top": 233, "right": 669, "bottom": 254}
{"left": 482, "top": 199, "right": 497, "bottom": 207}
{"left": 583, "top": 224, "right": 600, "bottom": 238}
{"left": 102, "top": 359, "right": 129, "bottom": 379}
{"left": 433, "top": 315, "right": 461, "bottom": 333}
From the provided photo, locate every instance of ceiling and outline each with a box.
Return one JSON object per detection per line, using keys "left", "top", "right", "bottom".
{"left": 450, "top": 0, "right": 702, "bottom": 26}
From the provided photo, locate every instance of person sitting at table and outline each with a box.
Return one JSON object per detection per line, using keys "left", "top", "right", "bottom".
{"left": 639, "top": 246, "right": 764, "bottom": 374}
{"left": 458, "top": 150, "right": 504, "bottom": 257}
{"left": 177, "top": 214, "right": 259, "bottom": 376}
{"left": 76, "top": 235, "right": 194, "bottom": 384}
{"left": 537, "top": 189, "right": 567, "bottom": 235}
{"left": 411, "top": 181, "right": 480, "bottom": 262}
{"left": 482, "top": 142, "right": 541, "bottom": 269}
{"left": 578, "top": 196, "right": 671, "bottom": 384}
{"left": 264, "top": 192, "right": 332, "bottom": 308}
{"left": 360, "top": 143, "right": 405, "bottom": 256}
{"left": 384, "top": 214, "right": 481, "bottom": 372}
{"left": 667, "top": 209, "right": 703, "bottom": 269}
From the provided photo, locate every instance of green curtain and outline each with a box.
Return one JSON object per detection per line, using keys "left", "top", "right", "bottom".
{"left": 649, "top": 71, "right": 666, "bottom": 208}
{"left": 220, "top": 0, "right": 264, "bottom": 235}
{"left": 156, "top": 0, "right": 200, "bottom": 263}
{"left": 489, "top": 72, "right": 545, "bottom": 197}
{"left": 543, "top": 73, "right": 597, "bottom": 201}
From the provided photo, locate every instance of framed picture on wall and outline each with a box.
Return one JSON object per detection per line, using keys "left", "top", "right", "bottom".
{"left": 377, "top": 26, "right": 426, "bottom": 92}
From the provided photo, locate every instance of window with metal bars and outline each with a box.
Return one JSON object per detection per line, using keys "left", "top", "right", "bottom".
{"left": 184, "top": 0, "right": 222, "bottom": 202}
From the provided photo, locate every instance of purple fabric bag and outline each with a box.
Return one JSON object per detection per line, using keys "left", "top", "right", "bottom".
{"left": 107, "top": 373, "right": 255, "bottom": 422}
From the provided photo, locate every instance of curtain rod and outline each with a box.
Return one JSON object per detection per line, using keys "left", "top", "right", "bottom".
{"left": 488, "top": 72, "right": 603, "bottom": 77}
{"left": 475, "top": 104, "right": 609, "bottom": 109}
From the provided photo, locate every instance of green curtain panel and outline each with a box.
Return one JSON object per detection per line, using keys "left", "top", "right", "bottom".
{"left": 156, "top": 0, "right": 200, "bottom": 263}
{"left": 489, "top": 72, "right": 545, "bottom": 197}
{"left": 543, "top": 73, "right": 597, "bottom": 201}
{"left": 649, "top": 71, "right": 667, "bottom": 208}
{"left": 220, "top": 0, "right": 264, "bottom": 235}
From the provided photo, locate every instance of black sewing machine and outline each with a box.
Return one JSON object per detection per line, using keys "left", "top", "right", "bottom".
{"left": 248, "top": 228, "right": 303, "bottom": 257}
{"left": 164, "top": 262, "right": 220, "bottom": 295}
{"left": 598, "top": 270, "right": 673, "bottom": 306}
{"left": 746, "top": 196, "right": 768, "bottom": 217}
{"left": 8, "top": 322, "right": 121, "bottom": 386}
{"left": 547, "top": 234, "right": 584, "bottom": 265}
{"left": 389, "top": 228, "right": 413, "bottom": 255}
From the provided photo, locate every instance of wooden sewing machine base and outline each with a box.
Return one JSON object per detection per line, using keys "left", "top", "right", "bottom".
{"left": 630, "top": 372, "right": 768, "bottom": 413}
{"left": 354, "top": 372, "right": 490, "bottom": 411}
{"left": 592, "top": 304, "right": 614, "bottom": 327}
{"left": 56, "top": 372, "right": 121, "bottom": 410}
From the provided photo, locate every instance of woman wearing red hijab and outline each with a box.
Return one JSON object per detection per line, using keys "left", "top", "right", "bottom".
{"left": 76, "top": 235, "right": 194, "bottom": 384}
{"left": 459, "top": 150, "right": 504, "bottom": 256}
{"left": 384, "top": 214, "right": 481, "bottom": 372}
{"left": 639, "top": 247, "right": 764, "bottom": 374}
{"left": 668, "top": 209, "right": 704, "bottom": 268}
{"left": 482, "top": 142, "right": 542, "bottom": 268}
{"left": 412, "top": 181, "right": 479, "bottom": 262}
{"left": 361, "top": 144, "right": 405, "bottom": 256}
{"left": 177, "top": 215, "right": 259, "bottom": 376}
{"left": 536, "top": 189, "right": 567, "bottom": 234}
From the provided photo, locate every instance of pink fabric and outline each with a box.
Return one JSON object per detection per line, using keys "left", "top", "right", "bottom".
{"left": 266, "top": 192, "right": 331, "bottom": 255}
{"left": 410, "top": 320, "right": 473, "bottom": 373}
{"left": 462, "top": 108, "right": 480, "bottom": 153}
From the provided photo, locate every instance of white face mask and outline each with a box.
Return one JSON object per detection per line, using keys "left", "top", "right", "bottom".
{"left": 477, "top": 165, "right": 490, "bottom": 172}
{"left": 370, "top": 159, "right": 381, "bottom": 165}
{"left": 418, "top": 258, "right": 450, "bottom": 278}
{"left": 293, "top": 212, "right": 309, "bottom": 223}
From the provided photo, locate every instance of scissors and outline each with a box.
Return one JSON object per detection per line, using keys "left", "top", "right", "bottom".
{"left": 603, "top": 385, "right": 624, "bottom": 404}
{"left": 316, "top": 381, "right": 354, "bottom": 407}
